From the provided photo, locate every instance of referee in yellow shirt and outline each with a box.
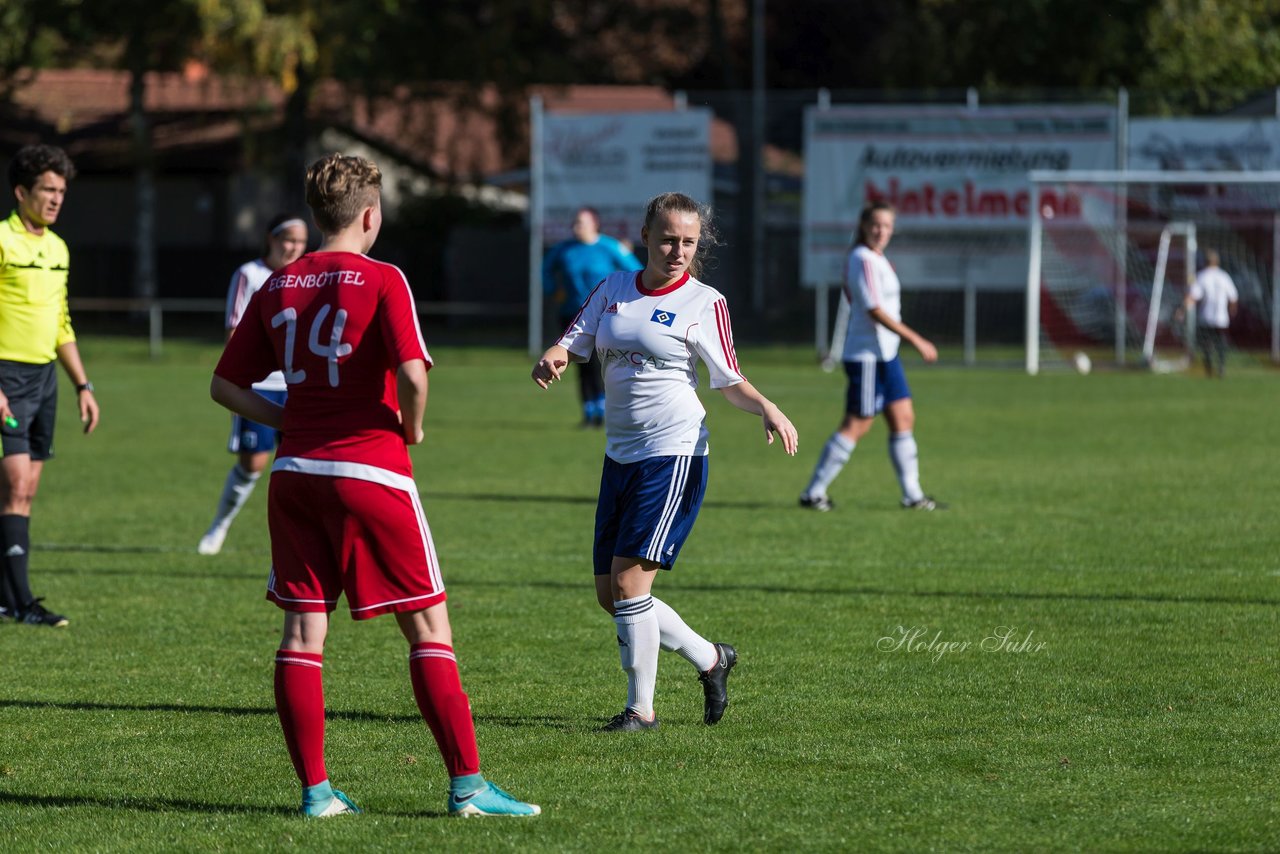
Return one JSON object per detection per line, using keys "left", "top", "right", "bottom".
{"left": 0, "top": 144, "right": 100, "bottom": 627}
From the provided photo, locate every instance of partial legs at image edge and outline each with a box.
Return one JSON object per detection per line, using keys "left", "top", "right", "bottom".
{"left": 0, "top": 513, "right": 67, "bottom": 626}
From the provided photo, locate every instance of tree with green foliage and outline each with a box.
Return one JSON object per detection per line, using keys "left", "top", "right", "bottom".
{"left": 1143, "top": 0, "right": 1280, "bottom": 108}
{"left": 15, "top": 2, "right": 205, "bottom": 301}
{"left": 0, "top": 1, "right": 76, "bottom": 97}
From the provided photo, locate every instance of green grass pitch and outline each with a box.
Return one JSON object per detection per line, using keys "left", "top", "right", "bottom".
{"left": 0, "top": 338, "right": 1277, "bottom": 852}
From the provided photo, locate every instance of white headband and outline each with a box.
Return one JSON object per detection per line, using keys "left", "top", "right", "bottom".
{"left": 270, "top": 218, "right": 307, "bottom": 236}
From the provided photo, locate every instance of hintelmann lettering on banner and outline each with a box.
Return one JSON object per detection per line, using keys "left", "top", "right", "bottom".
{"left": 802, "top": 105, "right": 1117, "bottom": 290}
{"left": 542, "top": 110, "right": 712, "bottom": 244}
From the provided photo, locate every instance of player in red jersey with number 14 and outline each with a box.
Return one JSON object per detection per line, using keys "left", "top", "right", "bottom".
{"left": 211, "top": 153, "right": 539, "bottom": 819}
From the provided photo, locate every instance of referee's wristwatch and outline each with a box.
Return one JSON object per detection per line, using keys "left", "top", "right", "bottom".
{"left": 75, "top": 381, "right": 95, "bottom": 394}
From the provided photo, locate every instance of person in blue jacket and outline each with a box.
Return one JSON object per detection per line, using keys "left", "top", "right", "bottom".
{"left": 542, "top": 207, "right": 642, "bottom": 426}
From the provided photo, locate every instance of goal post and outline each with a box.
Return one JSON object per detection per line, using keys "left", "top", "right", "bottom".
{"left": 1025, "top": 170, "right": 1280, "bottom": 374}
{"left": 1142, "top": 221, "right": 1195, "bottom": 370}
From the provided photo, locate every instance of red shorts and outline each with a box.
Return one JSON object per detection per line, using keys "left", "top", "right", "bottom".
{"left": 266, "top": 465, "right": 446, "bottom": 620}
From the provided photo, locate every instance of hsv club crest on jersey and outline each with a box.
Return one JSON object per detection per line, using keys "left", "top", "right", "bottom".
{"left": 557, "top": 271, "right": 744, "bottom": 464}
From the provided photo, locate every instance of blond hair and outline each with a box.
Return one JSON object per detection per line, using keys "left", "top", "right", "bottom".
{"left": 643, "top": 191, "right": 719, "bottom": 279}
{"left": 305, "top": 153, "right": 382, "bottom": 234}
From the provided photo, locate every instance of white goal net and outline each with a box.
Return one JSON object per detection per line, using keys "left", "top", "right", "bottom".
{"left": 1026, "top": 170, "right": 1280, "bottom": 374}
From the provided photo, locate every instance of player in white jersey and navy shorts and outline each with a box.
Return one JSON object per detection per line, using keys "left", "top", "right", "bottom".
{"left": 198, "top": 213, "right": 308, "bottom": 555}
{"left": 799, "top": 200, "right": 945, "bottom": 512}
{"left": 532, "top": 192, "right": 798, "bottom": 733}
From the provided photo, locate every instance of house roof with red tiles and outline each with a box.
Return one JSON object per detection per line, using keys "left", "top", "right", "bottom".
{"left": 0, "top": 69, "right": 798, "bottom": 180}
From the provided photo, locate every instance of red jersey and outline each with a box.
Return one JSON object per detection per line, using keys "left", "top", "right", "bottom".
{"left": 214, "top": 251, "right": 430, "bottom": 476}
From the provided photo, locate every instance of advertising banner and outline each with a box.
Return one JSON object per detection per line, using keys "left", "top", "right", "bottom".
{"left": 541, "top": 110, "right": 713, "bottom": 245}
{"left": 1129, "top": 118, "right": 1280, "bottom": 171}
{"left": 803, "top": 105, "right": 1117, "bottom": 289}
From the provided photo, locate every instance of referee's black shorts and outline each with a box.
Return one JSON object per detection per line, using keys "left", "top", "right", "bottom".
{"left": 0, "top": 360, "right": 58, "bottom": 460}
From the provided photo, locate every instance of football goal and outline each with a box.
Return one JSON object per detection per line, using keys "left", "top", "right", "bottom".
{"left": 1025, "top": 170, "right": 1280, "bottom": 374}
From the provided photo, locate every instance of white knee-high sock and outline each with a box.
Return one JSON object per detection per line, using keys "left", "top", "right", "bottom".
{"left": 210, "top": 464, "right": 260, "bottom": 531}
{"left": 889, "top": 431, "right": 924, "bottom": 502}
{"left": 803, "top": 432, "right": 855, "bottom": 498}
{"left": 651, "top": 596, "right": 717, "bottom": 671}
{"left": 613, "top": 595, "right": 660, "bottom": 717}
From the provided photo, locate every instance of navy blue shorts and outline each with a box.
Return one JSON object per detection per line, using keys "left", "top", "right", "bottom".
{"left": 227, "top": 388, "right": 286, "bottom": 454}
{"left": 0, "top": 360, "right": 57, "bottom": 460}
{"left": 844, "top": 356, "right": 911, "bottom": 418}
{"left": 593, "top": 455, "right": 708, "bottom": 575}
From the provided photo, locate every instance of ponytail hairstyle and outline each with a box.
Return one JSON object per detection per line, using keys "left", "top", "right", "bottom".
{"left": 642, "top": 191, "right": 721, "bottom": 279}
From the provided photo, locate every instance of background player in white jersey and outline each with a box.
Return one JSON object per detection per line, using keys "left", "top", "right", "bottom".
{"left": 799, "top": 201, "right": 943, "bottom": 512}
{"left": 198, "top": 217, "right": 311, "bottom": 558}
{"left": 1180, "top": 248, "right": 1238, "bottom": 378}
{"left": 532, "top": 192, "right": 798, "bottom": 732}
{"left": 198, "top": 213, "right": 308, "bottom": 555}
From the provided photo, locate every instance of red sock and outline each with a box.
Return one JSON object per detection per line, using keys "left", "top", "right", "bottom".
{"left": 408, "top": 643, "right": 480, "bottom": 777}
{"left": 274, "top": 650, "right": 328, "bottom": 786}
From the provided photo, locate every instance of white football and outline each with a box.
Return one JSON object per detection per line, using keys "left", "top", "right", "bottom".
{"left": 1072, "top": 352, "right": 1092, "bottom": 375}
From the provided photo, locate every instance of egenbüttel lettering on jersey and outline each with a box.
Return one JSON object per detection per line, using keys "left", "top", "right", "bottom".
{"left": 268, "top": 269, "right": 367, "bottom": 291}
{"left": 213, "top": 251, "right": 428, "bottom": 478}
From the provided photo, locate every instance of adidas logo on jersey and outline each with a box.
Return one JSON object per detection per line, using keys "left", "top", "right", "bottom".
{"left": 605, "top": 303, "right": 619, "bottom": 314}
{"left": 6, "top": 545, "right": 24, "bottom": 557}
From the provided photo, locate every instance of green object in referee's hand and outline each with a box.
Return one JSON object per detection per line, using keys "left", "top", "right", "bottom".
{"left": 3, "top": 416, "right": 17, "bottom": 429}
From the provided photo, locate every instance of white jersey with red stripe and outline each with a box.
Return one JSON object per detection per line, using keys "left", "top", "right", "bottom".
{"left": 225, "top": 258, "right": 287, "bottom": 392}
{"left": 842, "top": 244, "right": 902, "bottom": 361}
{"left": 558, "top": 270, "right": 745, "bottom": 464}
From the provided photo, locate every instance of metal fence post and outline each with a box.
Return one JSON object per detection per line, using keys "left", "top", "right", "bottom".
{"left": 150, "top": 301, "right": 162, "bottom": 359}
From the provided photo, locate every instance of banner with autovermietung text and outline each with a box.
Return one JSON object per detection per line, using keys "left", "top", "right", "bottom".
{"left": 803, "top": 105, "right": 1117, "bottom": 290}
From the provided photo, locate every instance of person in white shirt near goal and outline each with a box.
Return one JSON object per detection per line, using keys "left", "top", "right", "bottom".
{"left": 799, "top": 200, "right": 944, "bottom": 512}
{"left": 532, "top": 191, "right": 798, "bottom": 733}
{"left": 1181, "top": 248, "right": 1238, "bottom": 378}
